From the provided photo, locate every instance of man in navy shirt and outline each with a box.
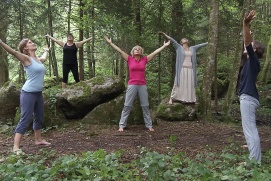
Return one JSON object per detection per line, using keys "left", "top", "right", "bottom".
{"left": 239, "top": 10, "right": 265, "bottom": 162}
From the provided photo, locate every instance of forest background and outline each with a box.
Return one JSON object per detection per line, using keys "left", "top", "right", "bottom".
{"left": 0, "top": 0, "right": 271, "bottom": 121}
{"left": 1, "top": 0, "right": 271, "bottom": 180}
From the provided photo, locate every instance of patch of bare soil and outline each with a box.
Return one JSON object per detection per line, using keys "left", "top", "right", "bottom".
{"left": 1, "top": 120, "right": 271, "bottom": 161}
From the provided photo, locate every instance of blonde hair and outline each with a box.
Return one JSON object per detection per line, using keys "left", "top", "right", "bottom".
{"left": 180, "top": 38, "right": 189, "bottom": 45}
{"left": 18, "top": 38, "right": 29, "bottom": 55}
{"left": 130, "top": 45, "right": 144, "bottom": 57}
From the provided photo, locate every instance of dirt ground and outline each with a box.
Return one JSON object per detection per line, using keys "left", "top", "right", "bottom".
{"left": 1, "top": 120, "right": 271, "bottom": 161}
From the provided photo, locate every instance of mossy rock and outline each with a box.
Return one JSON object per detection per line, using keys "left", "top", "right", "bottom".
{"left": 82, "top": 94, "right": 157, "bottom": 126}
{"left": 56, "top": 76, "right": 126, "bottom": 119}
{"left": 0, "top": 82, "right": 20, "bottom": 124}
{"left": 156, "top": 98, "right": 197, "bottom": 121}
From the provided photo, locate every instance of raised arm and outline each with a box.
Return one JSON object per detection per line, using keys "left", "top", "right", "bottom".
{"left": 0, "top": 39, "right": 29, "bottom": 65}
{"left": 243, "top": 10, "right": 255, "bottom": 47}
{"left": 160, "top": 32, "right": 170, "bottom": 39}
{"left": 193, "top": 42, "right": 208, "bottom": 50}
{"left": 75, "top": 38, "right": 92, "bottom": 48}
{"left": 160, "top": 32, "right": 180, "bottom": 50}
{"left": 147, "top": 40, "right": 170, "bottom": 62}
{"left": 39, "top": 46, "right": 50, "bottom": 63}
{"left": 104, "top": 36, "right": 128, "bottom": 61}
{"left": 45, "top": 34, "right": 65, "bottom": 47}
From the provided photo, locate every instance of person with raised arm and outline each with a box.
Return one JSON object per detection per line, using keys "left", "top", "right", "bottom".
{"left": 104, "top": 36, "right": 170, "bottom": 132}
{"left": 238, "top": 10, "right": 265, "bottom": 163}
{"left": 45, "top": 33, "right": 91, "bottom": 88}
{"left": 0, "top": 38, "right": 50, "bottom": 154}
{"left": 160, "top": 32, "right": 208, "bottom": 104}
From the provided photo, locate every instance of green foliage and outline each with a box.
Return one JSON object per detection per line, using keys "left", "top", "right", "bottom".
{"left": 43, "top": 87, "right": 61, "bottom": 115}
{"left": 1, "top": 144, "right": 271, "bottom": 180}
{"left": 169, "top": 135, "right": 177, "bottom": 147}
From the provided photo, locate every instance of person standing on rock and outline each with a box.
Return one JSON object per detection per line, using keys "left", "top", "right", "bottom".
{"left": 45, "top": 33, "right": 92, "bottom": 88}
{"left": 0, "top": 38, "right": 51, "bottom": 154}
{"left": 160, "top": 32, "right": 208, "bottom": 104}
{"left": 104, "top": 36, "right": 170, "bottom": 132}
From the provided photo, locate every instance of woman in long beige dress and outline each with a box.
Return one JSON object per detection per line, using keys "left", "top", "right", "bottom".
{"left": 160, "top": 32, "right": 208, "bottom": 104}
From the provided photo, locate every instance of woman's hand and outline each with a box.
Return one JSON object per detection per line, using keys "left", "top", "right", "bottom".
{"left": 164, "top": 40, "right": 170, "bottom": 46}
{"left": 104, "top": 36, "right": 112, "bottom": 44}
{"left": 43, "top": 46, "right": 50, "bottom": 52}
{"left": 159, "top": 32, "right": 169, "bottom": 39}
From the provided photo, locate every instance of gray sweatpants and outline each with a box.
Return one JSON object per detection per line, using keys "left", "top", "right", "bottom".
{"left": 14, "top": 90, "right": 44, "bottom": 134}
{"left": 119, "top": 85, "right": 152, "bottom": 129}
{"left": 240, "top": 94, "right": 261, "bottom": 162}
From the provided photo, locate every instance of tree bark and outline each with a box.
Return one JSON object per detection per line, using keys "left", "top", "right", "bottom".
{"left": 0, "top": 1, "right": 9, "bottom": 87}
{"left": 68, "top": 0, "right": 72, "bottom": 33}
{"left": 47, "top": 0, "right": 59, "bottom": 80}
{"left": 170, "top": 0, "right": 183, "bottom": 86}
{"left": 259, "top": 34, "right": 271, "bottom": 85}
{"left": 201, "top": 0, "right": 219, "bottom": 121}
{"left": 18, "top": 0, "right": 25, "bottom": 84}
{"left": 79, "top": 0, "right": 84, "bottom": 81}
{"left": 90, "top": 0, "right": 95, "bottom": 78}
{"left": 132, "top": 0, "right": 141, "bottom": 43}
{"left": 223, "top": 0, "right": 250, "bottom": 118}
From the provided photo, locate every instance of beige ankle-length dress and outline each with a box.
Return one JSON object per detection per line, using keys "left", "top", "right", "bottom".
{"left": 170, "top": 50, "right": 196, "bottom": 103}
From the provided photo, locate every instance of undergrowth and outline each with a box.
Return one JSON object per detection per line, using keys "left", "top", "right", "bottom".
{"left": 0, "top": 144, "right": 271, "bottom": 181}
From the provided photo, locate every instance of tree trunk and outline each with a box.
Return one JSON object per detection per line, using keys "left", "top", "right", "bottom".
{"left": 201, "top": 0, "right": 219, "bottom": 121}
{"left": 18, "top": 0, "right": 25, "bottom": 84}
{"left": 223, "top": 0, "right": 250, "bottom": 118}
{"left": 86, "top": 28, "right": 92, "bottom": 79}
{"left": 78, "top": 0, "right": 84, "bottom": 81}
{"left": 259, "top": 34, "right": 271, "bottom": 85}
{"left": 119, "top": 33, "right": 125, "bottom": 82}
{"left": 47, "top": 0, "right": 59, "bottom": 80}
{"left": 170, "top": 0, "right": 183, "bottom": 86}
{"left": 68, "top": 0, "right": 72, "bottom": 33}
{"left": 132, "top": 0, "right": 141, "bottom": 43}
{"left": 0, "top": 1, "right": 9, "bottom": 87}
{"left": 90, "top": 0, "right": 95, "bottom": 78}
{"left": 157, "top": 0, "right": 163, "bottom": 103}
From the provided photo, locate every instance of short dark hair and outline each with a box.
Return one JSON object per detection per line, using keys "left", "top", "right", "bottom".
{"left": 253, "top": 40, "right": 265, "bottom": 59}
{"left": 67, "top": 33, "right": 74, "bottom": 38}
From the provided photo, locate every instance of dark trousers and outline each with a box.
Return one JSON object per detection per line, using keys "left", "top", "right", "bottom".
{"left": 63, "top": 64, "right": 80, "bottom": 83}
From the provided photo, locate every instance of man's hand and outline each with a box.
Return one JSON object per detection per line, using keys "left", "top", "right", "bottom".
{"left": 244, "top": 10, "right": 256, "bottom": 25}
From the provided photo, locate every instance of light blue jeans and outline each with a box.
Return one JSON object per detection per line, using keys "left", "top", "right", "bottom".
{"left": 240, "top": 94, "right": 261, "bottom": 162}
{"left": 119, "top": 85, "right": 152, "bottom": 129}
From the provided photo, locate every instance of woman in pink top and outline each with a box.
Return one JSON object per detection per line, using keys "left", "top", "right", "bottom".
{"left": 105, "top": 36, "right": 170, "bottom": 132}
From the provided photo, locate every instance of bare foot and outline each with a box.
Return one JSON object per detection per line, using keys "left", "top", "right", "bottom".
{"left": 35, "top": 140, "right": 51, "bottom": 146}
{"left": 238, "top": 162, "right": 247, "bottom": 166}
{"left": 149, "top": 128, "right": 154, "bottom": 131}
{"left": 241, "top": 145, "right": 248, "bottom": 148}
{"left": 168, "top": 99, "right": 173, "bottom": 104}
{"left": 118, "top": 128, "right": 124, "bottom": 132}
{"left": 13, "top": 149, "right": 24, "bottom": 155}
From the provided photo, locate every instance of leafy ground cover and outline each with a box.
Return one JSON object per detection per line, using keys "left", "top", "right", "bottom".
{"left": 0, "top": 120, "right": 271, "bottom": 180}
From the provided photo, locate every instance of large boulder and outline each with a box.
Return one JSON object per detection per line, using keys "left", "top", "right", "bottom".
{"left": 43, "top": 88, "right": 67, "bottom": 127}
{"left": 56, "top": 76, "right": 126, "bottom": 119}
{"left": 156, "top": 97, "right": 197, "bottom": 121}
{"left": 81, "top": 94, "right": 156, "bottom": 126}
{"left": 0, "top": 82, "right": 20, "bottom": 124}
